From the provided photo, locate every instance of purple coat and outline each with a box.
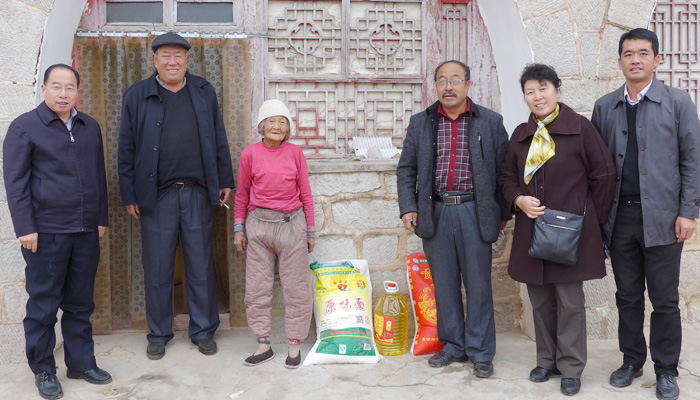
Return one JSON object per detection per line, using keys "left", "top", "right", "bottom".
{"left": 499, "top": 103, "right": 616, "bottom": 284}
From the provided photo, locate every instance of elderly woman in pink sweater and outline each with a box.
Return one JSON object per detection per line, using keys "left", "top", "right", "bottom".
{"left": 234, "top": 99, "right": 315, "bottom": 369}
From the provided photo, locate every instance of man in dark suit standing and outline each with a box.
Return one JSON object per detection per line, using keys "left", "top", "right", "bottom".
{"left": 397, "top": 60, "right": 510, "bottom": 378}
{"left": 118, "top": 32, "right": 235, "bottom": 360}
{"left": 4, "top": 64, "right": 111, "bottom": 399}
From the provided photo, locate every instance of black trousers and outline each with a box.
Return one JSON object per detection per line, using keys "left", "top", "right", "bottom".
{"left": 140, "top": 185, "right": 219, "bottom": 343}
{"left": 610, "top": 202, "right": 682, "bottom": 376}
{"left": 22, "top": 232, "right": 100, "bottom": 375}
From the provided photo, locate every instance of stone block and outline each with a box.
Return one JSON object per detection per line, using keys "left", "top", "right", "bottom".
{"left": 680, "top": 251, "right": 700, "bottom": 292}
{"left": 599, "top": 25, "right": 627, "bottom": 78}
{"left": 0, "top": 241, "right": 25, "bottom": 284}
{"left": 582, "top": 264, "right": 616, "bottom": 307}
{"left": 0, "top": 202, "right": 16, "bottom": 240}
{"left": 384, "top": 172, "right": 397, "bottom": 195}
{"left": 686, "top": 296, "right": 700, "bottom": 322}
{"left": 332, "top": 200, "right": 402, "bottom": 230}
{"left": 560, "top": 79, "right": 608, "bottom": 113}
{"left": 579, "top": 32, "right": 601, "bottom": 79}
{"left": 526, "top": 10, "right": 579, "bottom": 77}
{"left": 309, "top": 173, "right": 381, "bottom": 197}
{"left": 3, "top": 284, "right": 28, "bottom": 321}
{"left": 406, "top": 234, "right": 423, "bottom": 254}
{"left": 20, "top": 0, "right": 53, "bottom": 12}
{"left": 309, "top": 235, "right": 357, "bottom": 264}
{"left": 491, "top": 262, "right": 518, "bottom": 299}
{"left": 313, "top": 201, "right": 325, "bottom": 232}
{"left": 517, "top": 0, "right": 567, "bottom": 22}
{"left": 607, "top": 0, "right": 656, "bottom": 30}
{"left": 494, "top": 300, "right": 521, "bottom": 333}
{"left": 363, "top": 235, "right": 398, "bottom": 266}
{"left": 0, "top": 324, "right": 26, "bottom": 363}
{"left": 0, "top": 1, "right": 47, "bottom": 84}
{"left": 585, "top": 306, "right": 618, "bottom": 340}
{"left": 569, "top": 0, "right": 607, "bottom": 30}
{"left": 0, "top": 84, "right": 36, "bottom": 120}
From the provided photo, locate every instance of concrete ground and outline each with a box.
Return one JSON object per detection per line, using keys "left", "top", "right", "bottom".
{"left": 1, "top": 323, "right": 698, "bottom": 400}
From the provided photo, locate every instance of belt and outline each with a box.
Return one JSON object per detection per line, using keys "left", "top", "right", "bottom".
{"left": 171, "top": 181, "right": 196, "bottom": 189}
{"left": 435, "top": 192, "right": 474, "bottom": 205}
{"left": 250, "top": 208, "right": 303, "bottom": 223}
{"left": 619, "top": 196, "right": 641, "bottom": 205}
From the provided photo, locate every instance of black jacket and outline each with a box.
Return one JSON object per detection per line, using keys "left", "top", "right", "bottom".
{"left": 3, "top": 102, "right": 108, "bottom": 236}
{"left": 118, "top": 72, "right": 235, "bottom": 212}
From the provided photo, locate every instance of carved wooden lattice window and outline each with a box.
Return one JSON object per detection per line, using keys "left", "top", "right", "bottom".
{"left": 651, "top": 0, "right": 700, "bottom": 109}
{"left": 267, "top": 0, "right": 423, "bottom": 157}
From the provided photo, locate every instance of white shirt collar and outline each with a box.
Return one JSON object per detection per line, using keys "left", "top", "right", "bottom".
{"left": 624, "top": 80, "right": 653, "bottom": 105}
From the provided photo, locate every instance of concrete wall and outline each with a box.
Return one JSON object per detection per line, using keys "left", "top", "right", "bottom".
{"left": 2, "top": 0, "right": 700, "bottom": 363}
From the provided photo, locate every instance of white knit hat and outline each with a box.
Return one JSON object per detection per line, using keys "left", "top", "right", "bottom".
{"left": 257, "top": 99, "right": 295, "bottom": 137}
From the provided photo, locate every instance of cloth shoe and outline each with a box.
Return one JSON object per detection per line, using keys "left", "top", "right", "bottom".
{"left": 473, "top": 361, "right": 494, "bottom": 378}
{"left": 656, "top": 374, "right": 680, "bottom": 400}
{"left": 66, "top": 366, "right": 112, "bottom": 384}
{"left": 35, "top": 372, "right": 63, "bottom": 400}
{"left": 529, "top": 366, "right": 561, "bottom": 383}
{"left": 285, "top": 348, "right": 302, "bottom": 369}
{"left": 561, "top": 378, "right": 581, "bottom": 396}
{"left": 244, "top": 342, "right": 275, "bottom": 366}
{"left": 428, "top": 351, "right": 468, "bottom": 368}
{"left": 147, "top": 342, "right": 166, "bottom": 360}
{"left": 609, "top": 364, "right": 642, "bottom": 388}
{"left": 191, "top": 338, "right": 218, "bottom": 356}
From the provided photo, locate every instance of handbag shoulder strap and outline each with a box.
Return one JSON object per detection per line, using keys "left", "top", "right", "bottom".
{"left": 534, "top": 171, "right": 587, "bottom": 216}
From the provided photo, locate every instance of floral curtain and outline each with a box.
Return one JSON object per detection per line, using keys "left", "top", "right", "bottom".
{"left": 73, "top": 35, "right": 253, "bottom": 333}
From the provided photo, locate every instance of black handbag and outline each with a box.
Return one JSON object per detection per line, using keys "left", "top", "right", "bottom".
{"left": 527, "top": 174, "right": 585, "bottom": 266}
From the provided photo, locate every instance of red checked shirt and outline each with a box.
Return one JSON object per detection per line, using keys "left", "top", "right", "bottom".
{"left": 435, "top": 101, "right": 473, "bottom": 193}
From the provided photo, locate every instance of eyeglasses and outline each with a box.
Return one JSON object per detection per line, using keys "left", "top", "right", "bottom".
{"left": 436, "top": 79, "right": 468, "bottom": 87}
{"left": 48, "top": 85, "right": 77, "bottom": 95}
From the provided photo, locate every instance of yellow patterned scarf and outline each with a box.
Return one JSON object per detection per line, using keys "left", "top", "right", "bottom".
{"left": 524, "top": 104, "right": 560, "bottom": 184}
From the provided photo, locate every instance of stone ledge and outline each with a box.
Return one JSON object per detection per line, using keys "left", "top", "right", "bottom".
{"left": 308, "top": 159, "right": 398, "bottom": 174}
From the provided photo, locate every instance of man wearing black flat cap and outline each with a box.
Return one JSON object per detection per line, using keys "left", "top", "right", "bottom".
{"left": 118, "top": 32, "right": 235, "bottom": 360}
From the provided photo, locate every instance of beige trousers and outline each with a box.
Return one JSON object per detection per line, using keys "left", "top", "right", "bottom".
{"left": 244, "top": 207, "right": 312, "bottom": 341}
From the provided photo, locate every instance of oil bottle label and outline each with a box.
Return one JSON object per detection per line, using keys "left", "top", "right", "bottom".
{"left": 374, "top": 315, "right": 395, "bottom": 344}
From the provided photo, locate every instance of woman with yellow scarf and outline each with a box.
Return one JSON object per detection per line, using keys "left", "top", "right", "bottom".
{"left": 499, "top": 64, "right": 616, "bottom": 396}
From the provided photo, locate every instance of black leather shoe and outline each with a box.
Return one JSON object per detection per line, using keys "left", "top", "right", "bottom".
{"left": 192, "top": 338, "right": 218, "bottom": 355}
{"left": 147, "top": 342, "right": 166, "bottom": 360}
{"left": 561, "top": 378, "right": 581, "bottom": 396}
{"left": 473, "top": 361, "right": 494, "bottom": 378}
{"left": 529, "top": 366, "right": 561, "bottom": 383}
{"left": 656, "top": 374, "right": 680, "bottom": 400}
{"left": 428, "top": 351, "right": 468, "bottom": 368}
{"left": 610, "top": 364, "right": 642, "bottom": 388}
{"left": 66, "top": 366, "right": 112, "bottom": 384}
{"left": 35, "top": 372, "right": 63, "bottom": 399}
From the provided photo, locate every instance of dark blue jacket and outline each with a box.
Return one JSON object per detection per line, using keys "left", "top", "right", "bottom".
{"left": 3, "top": 102, "right": 109, "bottom": 237}
{"left": 118, "top": 72, "right": 235, "bottom": 212}
{"left": 397, "top": 99, "right": 510, "bottom": 243}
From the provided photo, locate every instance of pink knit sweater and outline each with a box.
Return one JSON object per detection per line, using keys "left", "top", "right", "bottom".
{"left": 234, "top": 141, "right": 314, "bottom": 232}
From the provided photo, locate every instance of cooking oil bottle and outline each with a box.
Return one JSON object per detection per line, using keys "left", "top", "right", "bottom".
{"left": 373, "top": 281, "right": 410, "bottom": 355}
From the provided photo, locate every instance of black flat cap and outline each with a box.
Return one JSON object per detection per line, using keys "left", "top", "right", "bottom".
{"left": 151, "top": 32, "right": 191, "bottom": 52}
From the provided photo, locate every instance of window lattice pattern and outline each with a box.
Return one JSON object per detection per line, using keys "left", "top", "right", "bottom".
{"left": 268, "top": 1, "right": 343, "bottom": 75}
{"left": 268, "top": 1, "right": 424, "bottom": 156}
{"left": 349, "top": 1, "right": 422, "bottom": 76}
{"left": 270, "top": 81, "right": 422, "bottom": 157}
{"left": 651, "top": 0, "right": 700, "bottom": 106}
